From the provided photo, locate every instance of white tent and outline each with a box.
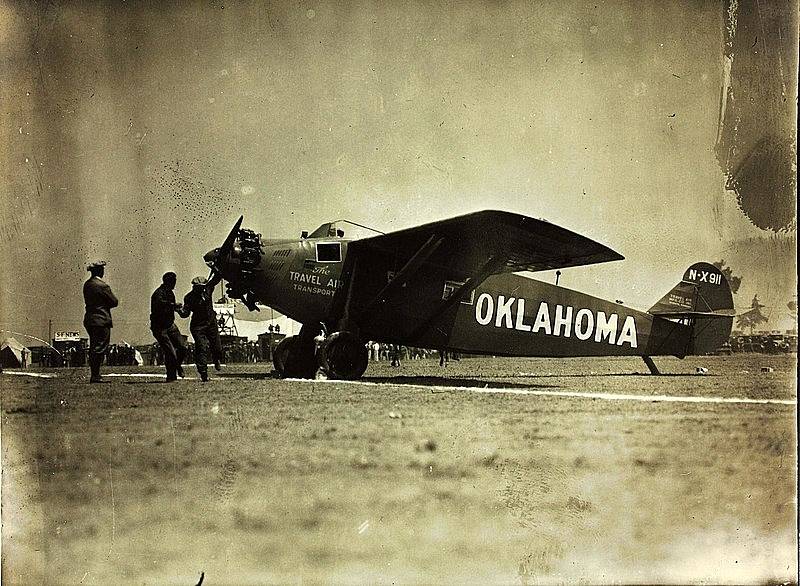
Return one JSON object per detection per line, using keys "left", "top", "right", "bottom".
{"left": 232, "top": 315, "right": 300, "bottom": 340}
{"left": 1, "top": 337, "right": 32, "bottom": 368}
{"left": 210, "top": 300, "right": 300, "bottom": 341}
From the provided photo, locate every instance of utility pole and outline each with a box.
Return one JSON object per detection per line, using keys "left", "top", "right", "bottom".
{"left": 48, "top": 319, "right": 52, "bottom": 344}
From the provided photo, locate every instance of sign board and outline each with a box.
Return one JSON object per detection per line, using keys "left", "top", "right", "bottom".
{"left": 213, "top": 303, "right": 235, "bottom": 316}
{"left": 54, "top": 331, "right": 81, "bottom": 342}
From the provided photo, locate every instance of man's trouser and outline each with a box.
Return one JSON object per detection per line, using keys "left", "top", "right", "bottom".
{"left": 152, "top": 323, "right": 187, "bottom": 380}
{"left": 86, "top": 326, "right": 110, "bottom": 381}
{"left": 191, "top": 324, "right": 222, "bottom": 379}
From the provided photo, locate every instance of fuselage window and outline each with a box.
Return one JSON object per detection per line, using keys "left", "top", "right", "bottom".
{"left": 443, "top": 280, "right": 475, "bottom": 305}
{"left": 316, "top": 242, "right": 342, "bottom": 263}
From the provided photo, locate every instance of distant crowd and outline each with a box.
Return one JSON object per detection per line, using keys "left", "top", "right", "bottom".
{"left": 366, "top": 343, "right": 461, "bottom": 366}
{"left": 37, "top": 340, "right": 463, "bottom": 368}
{"left": 148, "top": 340, "right": 263, "bottom": 365}
{"left": 40, "top": 343, "right": 138, "bottom": 367}
{"left": 33, "top": 333, "right": 795, "bottom": 369}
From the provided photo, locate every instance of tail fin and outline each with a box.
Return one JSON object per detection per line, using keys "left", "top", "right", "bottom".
{"left": 649, "top": 262, "right": 734, "bottom": 355}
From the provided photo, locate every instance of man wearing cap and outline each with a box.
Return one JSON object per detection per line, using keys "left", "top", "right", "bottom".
{"left": 179, "top": 276, "right": 223, "bottom": 382}
{"left": 83, "top": 261, "right": 119, "bottom": 383}
{"left": 150, "top": 272, "right": 187, "bottom": 382}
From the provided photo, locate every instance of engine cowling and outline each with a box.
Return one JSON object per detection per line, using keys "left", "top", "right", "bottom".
{"left": 223, "top": 228, "right": 264, "bottom": 310}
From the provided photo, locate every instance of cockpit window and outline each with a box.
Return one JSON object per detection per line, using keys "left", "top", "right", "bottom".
{"left": 316, "top": 242, "right": 342, "bottom": 263}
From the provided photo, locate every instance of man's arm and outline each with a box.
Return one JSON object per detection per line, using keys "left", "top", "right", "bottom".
{"left": 154, "top": 288, "right": 182, "bottom": 312}
{"left": 176, "top": 293, "right": 191, "bottom": 318}
{"left": 102, "top": 282, "right": 119, "bottom": 308}
{"left": 205, "top": 283, "right": 216, "bottom": 300}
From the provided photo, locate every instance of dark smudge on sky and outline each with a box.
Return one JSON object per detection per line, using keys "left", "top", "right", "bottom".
{"left": 716, "top": 0, "right": 797, "bottom": 232}
{"left": 0, "top": 1, "right": 795, "bottom": 343}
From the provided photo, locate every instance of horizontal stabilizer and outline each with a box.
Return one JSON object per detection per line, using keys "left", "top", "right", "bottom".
{"left": 651, "top": 309, "right": 737, "bottom": 318}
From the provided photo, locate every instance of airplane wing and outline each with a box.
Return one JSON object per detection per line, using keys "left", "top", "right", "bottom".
{"left": 329, "top": 210, "right": 623, "bottom": 343}
{"left": 349, "top": 209, "right": 622, "bottom": 275}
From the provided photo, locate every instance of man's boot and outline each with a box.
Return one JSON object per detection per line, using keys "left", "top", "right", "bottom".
{"left": 89, "top": 355, "right": 102, "bottom": 383}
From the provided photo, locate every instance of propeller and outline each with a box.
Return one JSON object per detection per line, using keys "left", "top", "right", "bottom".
{"left": 206, "top": 215, "right": 243, "bottom": 287}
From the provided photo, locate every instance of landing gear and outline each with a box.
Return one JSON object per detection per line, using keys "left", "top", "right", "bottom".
{"left": 318, "top": 331, "right": 369, "bottom": 380}
{"left": 642, "top": 355, "right": 661, "bottom": 375}
{"left": 274, "top": 327, "right": 368, "bottom": 381}
{"left": 272, "top": 335, "right": 317, "bottom": 379}
{"left": 272, "top": 335, "right": 294, "bottom": 377}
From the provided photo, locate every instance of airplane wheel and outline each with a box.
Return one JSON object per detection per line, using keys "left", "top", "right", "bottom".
{"left": 319, "top": 331, "right": 368, "bottom": 380}
{"left": 272, "top": 336, "right": 295, "bottom": 377}
{"left": 273, "top": 336, "right": 316, "bottom": 378}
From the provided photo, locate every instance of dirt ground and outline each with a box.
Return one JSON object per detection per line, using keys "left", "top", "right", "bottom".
{"left": 1, "top": 354, "right": 797, "bottom": 585}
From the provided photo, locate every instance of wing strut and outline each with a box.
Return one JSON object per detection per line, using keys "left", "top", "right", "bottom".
{"left": 336, "top": 254, "right": 360, "bottom": 332}
{"left": 355, "top": 234, "right": 445, "bottom": 320}
{"left": 408, "top": 255, "right": 505, "bottom": 343}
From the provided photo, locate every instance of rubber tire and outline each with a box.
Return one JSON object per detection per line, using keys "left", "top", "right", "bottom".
{"left": 319, "top": 331, "right": 369, "bottom": 380}
{"left": 272, "top": 336, "right": 295, "bottom": 377}
{"left": 274, "top": 335, "right": 317, "bottom": 379}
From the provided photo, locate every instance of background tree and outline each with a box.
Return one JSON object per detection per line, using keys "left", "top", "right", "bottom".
{"left": 736, "top": 295, "right": 769, "bottom": 334}
{"left": 712, "top": 260, "right": 742, "bottom": 294}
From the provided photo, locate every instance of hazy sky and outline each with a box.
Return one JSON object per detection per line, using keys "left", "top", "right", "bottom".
{"left": 1, "top": 1, "right": 796, "bottom": 344}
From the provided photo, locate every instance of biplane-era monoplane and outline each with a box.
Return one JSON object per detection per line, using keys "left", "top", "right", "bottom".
{"left": 203, "top": 211, "right": 734, "bottom": 380}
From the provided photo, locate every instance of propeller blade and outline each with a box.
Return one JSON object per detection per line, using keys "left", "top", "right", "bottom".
{"left": 207, "top": 270, "right": 222, "bottom": 288}
{"left": 206, "top": 215, "right": 243, "bottom": 275}
{"left": 204, "top": 215, "right": 243, "bottom": 289}
{"left": 219, "top": 215, "right": 244, "bottom": 261}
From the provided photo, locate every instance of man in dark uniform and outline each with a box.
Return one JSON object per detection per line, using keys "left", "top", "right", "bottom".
{"left": 179, "top": 276, "right": 222, "bottom": 382}
{"left": 83, "top": 260, "right": 119, "bottom": 383}
{"left": 150, "top": 271, "right": 187, "bottom": 382}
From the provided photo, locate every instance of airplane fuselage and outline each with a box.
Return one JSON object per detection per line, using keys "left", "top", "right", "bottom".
{"left": 244, "top": 236, "right": 690, "bottom": 358}
{"left": 250, "top": 237, "right": 350, "bottom": 324}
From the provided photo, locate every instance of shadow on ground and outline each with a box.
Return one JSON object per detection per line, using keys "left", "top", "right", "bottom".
{"left": 216, "top": 372, "right": 277, "bottom": 380}
{"left": 361, "top": 375, "right": 554, "bottom": 389}
{"left": 500, "top": 372, "right": 718, "bottom": 379}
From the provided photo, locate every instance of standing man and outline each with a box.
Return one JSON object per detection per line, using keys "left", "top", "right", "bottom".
{"left": 150, "top": 272, "right": 187, "bottom": 382}
{"left": 389, "top": 344, "right": 401, "bottom": 367}
{"left": 179, "top": 276, "right": 222, "bottom": 382}
{"left": 83, "top": 260, "right": 118, "bottom": 383}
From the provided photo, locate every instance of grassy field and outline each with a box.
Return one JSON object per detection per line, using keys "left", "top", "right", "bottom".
{"left": 1, "top": 354, "right": 796, "bottom": 584}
